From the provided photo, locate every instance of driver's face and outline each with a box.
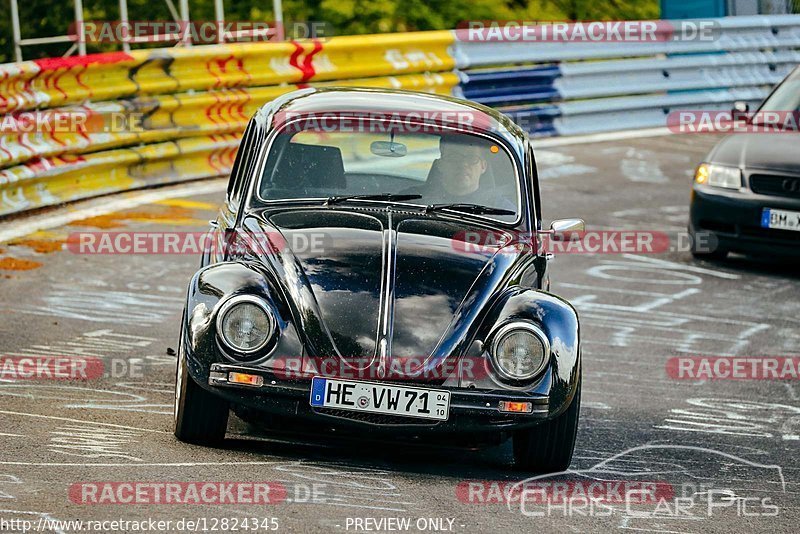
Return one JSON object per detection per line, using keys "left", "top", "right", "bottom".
{"left": 438, "top": 142, "right": 488, "bottom": 195}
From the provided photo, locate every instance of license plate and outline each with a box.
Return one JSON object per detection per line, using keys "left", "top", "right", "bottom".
{"left": 761, "top": 208, "right": 800, "bottom": 232}
{"left": 309, "top": 377, "right": 450, "bottom": 421}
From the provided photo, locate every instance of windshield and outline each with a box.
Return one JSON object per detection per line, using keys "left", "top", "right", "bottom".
{"left": 759, "top": 67, "right": 800, "bottom": 113}
{"left": 256, "top": 122, "right": 520, "bottom": 222}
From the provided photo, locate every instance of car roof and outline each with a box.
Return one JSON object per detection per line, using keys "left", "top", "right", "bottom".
{"left": 255, "top": 87, "right": 528, "bottom": 151}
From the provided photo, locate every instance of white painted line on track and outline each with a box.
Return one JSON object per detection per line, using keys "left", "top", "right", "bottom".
{"left": 0, "top": 179, "right": 227, "bottom": 244}
{"left": 533, "top": 127, "right": 673, "bottom": 148}
{"left": 0, "top": 461, "right": 280, "bottom": 467}
{"left": 0, "top": 409, "right": 168, "bottom": 434}
{"left": 620, "top": 253, "right": 741, "bottom": 279}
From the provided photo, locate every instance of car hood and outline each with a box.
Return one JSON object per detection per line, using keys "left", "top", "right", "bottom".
{"left": 243, "top": 208, "right": 527, "bottom": 376}
{"left": 708, "top": 134, "right": 800, "bottom": 174}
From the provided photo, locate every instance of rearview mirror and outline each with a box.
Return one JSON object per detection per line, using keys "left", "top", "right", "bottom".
{"left": 370, "top": 141, "right": 407, "bottom": 157}
{"left": 549, "top": 218, "right": 585, "bottom": 241}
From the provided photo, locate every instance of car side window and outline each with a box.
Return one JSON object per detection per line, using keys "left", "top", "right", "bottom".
{"left": 527, "top": 143, "right": 542, "bottom": 227}
{"left": 227, "top": 121, "right": 257, "bottom": 207}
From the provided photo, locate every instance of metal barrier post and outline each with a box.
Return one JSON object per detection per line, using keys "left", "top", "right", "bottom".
{"left": 273, "top": 0, "right": 284, "bottom": 40}
{"left": 215, "top": 0, "right": 225, "bottom": 43}
{"left": 74, "top": 0, "right": 86, "bottom": 55}
{"left": 9, "top": 0, "right": 85, "bottom": 60}
{"left": 10, "top": 0, "right": 23, "bottom": 62}
{"left": 179, "top": 0, "right": 191, "bottom": 46}
{"left": 118, "top": 0, "right": 131, "bottom": 52}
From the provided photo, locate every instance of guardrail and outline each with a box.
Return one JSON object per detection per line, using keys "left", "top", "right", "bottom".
{"left": 0, "top": 31, "right": 455, "bottom": 113}
{"left": 1, "top": 15, "right": 798, "bottom": 217}
{"left": 453, "top": 15, "right": 800, "bottom": 136}
{"left": 0, "top": 32, "right": 456, "bottom": 216}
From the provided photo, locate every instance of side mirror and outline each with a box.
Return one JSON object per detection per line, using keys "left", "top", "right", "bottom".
{"left": 549, "top": 218, "right": 585, "bottom": 241}
{"left": 732, "top": 101, "right": 749, "bottom": 115}
{"left": 731, "top": 101, "right": 751, "bottom": 125}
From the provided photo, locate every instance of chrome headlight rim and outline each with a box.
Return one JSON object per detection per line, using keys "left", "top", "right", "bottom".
{"left": 215, "top": 295, "right": 277, "bottom": 356}
{"left": 489, "top": 321, "right": 551, "bottom": 382}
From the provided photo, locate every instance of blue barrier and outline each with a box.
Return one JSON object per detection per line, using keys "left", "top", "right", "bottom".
{"left": 502, "top": 106, "right": 561, "bottom": 137}
{"left": 452, "top": 15, "right": 800, "bottom": 137}
{"left": 460, "top": 66, "right": 561, "bottom": 106}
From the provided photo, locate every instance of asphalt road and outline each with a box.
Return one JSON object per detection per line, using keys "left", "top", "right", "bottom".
{"left": 0, "top": 133, "right": 798, "bottom": 533}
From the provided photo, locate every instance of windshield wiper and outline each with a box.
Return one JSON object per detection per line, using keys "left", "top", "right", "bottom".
{"left": 425, "top": 203, "right": 515, "bottom": 216}
{"left": 324, "top": 193, "right": 422, "bottom": 206}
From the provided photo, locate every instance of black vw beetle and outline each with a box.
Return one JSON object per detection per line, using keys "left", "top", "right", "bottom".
{"left": 174, "top": 87, "right": 584, "bottom": 472}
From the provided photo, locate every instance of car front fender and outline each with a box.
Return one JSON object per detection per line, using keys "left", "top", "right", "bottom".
{"left": 182, "top": 261, "right": 304, "bottom": 383}
{"left": 478, "top": 287, "right": 581, "bottom": 417}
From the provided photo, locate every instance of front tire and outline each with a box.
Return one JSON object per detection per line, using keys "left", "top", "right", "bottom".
{"left": 689, "top": 227, "right": 728, "bottom": 261}
{"left": 513, "top": 380, "right": 581, "bottom": 473}
{"left": 174, "top": 323, "right": 229, "bottom": 445}
{"left": 691, "top": 247, "right": 728, "bottom": 261}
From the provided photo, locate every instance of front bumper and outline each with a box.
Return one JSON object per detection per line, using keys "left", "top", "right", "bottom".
{"left": 200, "top": 362, "right": 552, "bottom": 435}
{"left": 690, "top": 184, "right": 800, "bottom": 257}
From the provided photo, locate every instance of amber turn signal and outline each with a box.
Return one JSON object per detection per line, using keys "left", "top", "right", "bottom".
{"left": 228, "top": 372, "right": 264, "bottom": 387}
{"left": 498, "top": 401, "right": 533, "bottom": 413}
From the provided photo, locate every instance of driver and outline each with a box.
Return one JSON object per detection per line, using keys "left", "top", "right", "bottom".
{"left": 436, "top": 137, "right": 489, "bottom": 198}
{"left": 403, "top": 136, "right": 514, "bottom": 211}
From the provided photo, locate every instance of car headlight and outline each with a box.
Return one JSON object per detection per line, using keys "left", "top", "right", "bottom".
{"left": 489, "top": 323, "right": 550, "bottom": 381}
{"left": 216, "top": 296, "right": 276, "bottom": 354}
{"left": 695, "top": 163, "right": 742, "bottom": 189}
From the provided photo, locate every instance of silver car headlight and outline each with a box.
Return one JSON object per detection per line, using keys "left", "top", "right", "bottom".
{"left": 490, "top": 323, "right": 550, "bottom": 381}
{"left": 695, "top": 163, "right": 742, "bottom": 190}
{"left": 216, "top": 295, "right": 276, "bottom": 354}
